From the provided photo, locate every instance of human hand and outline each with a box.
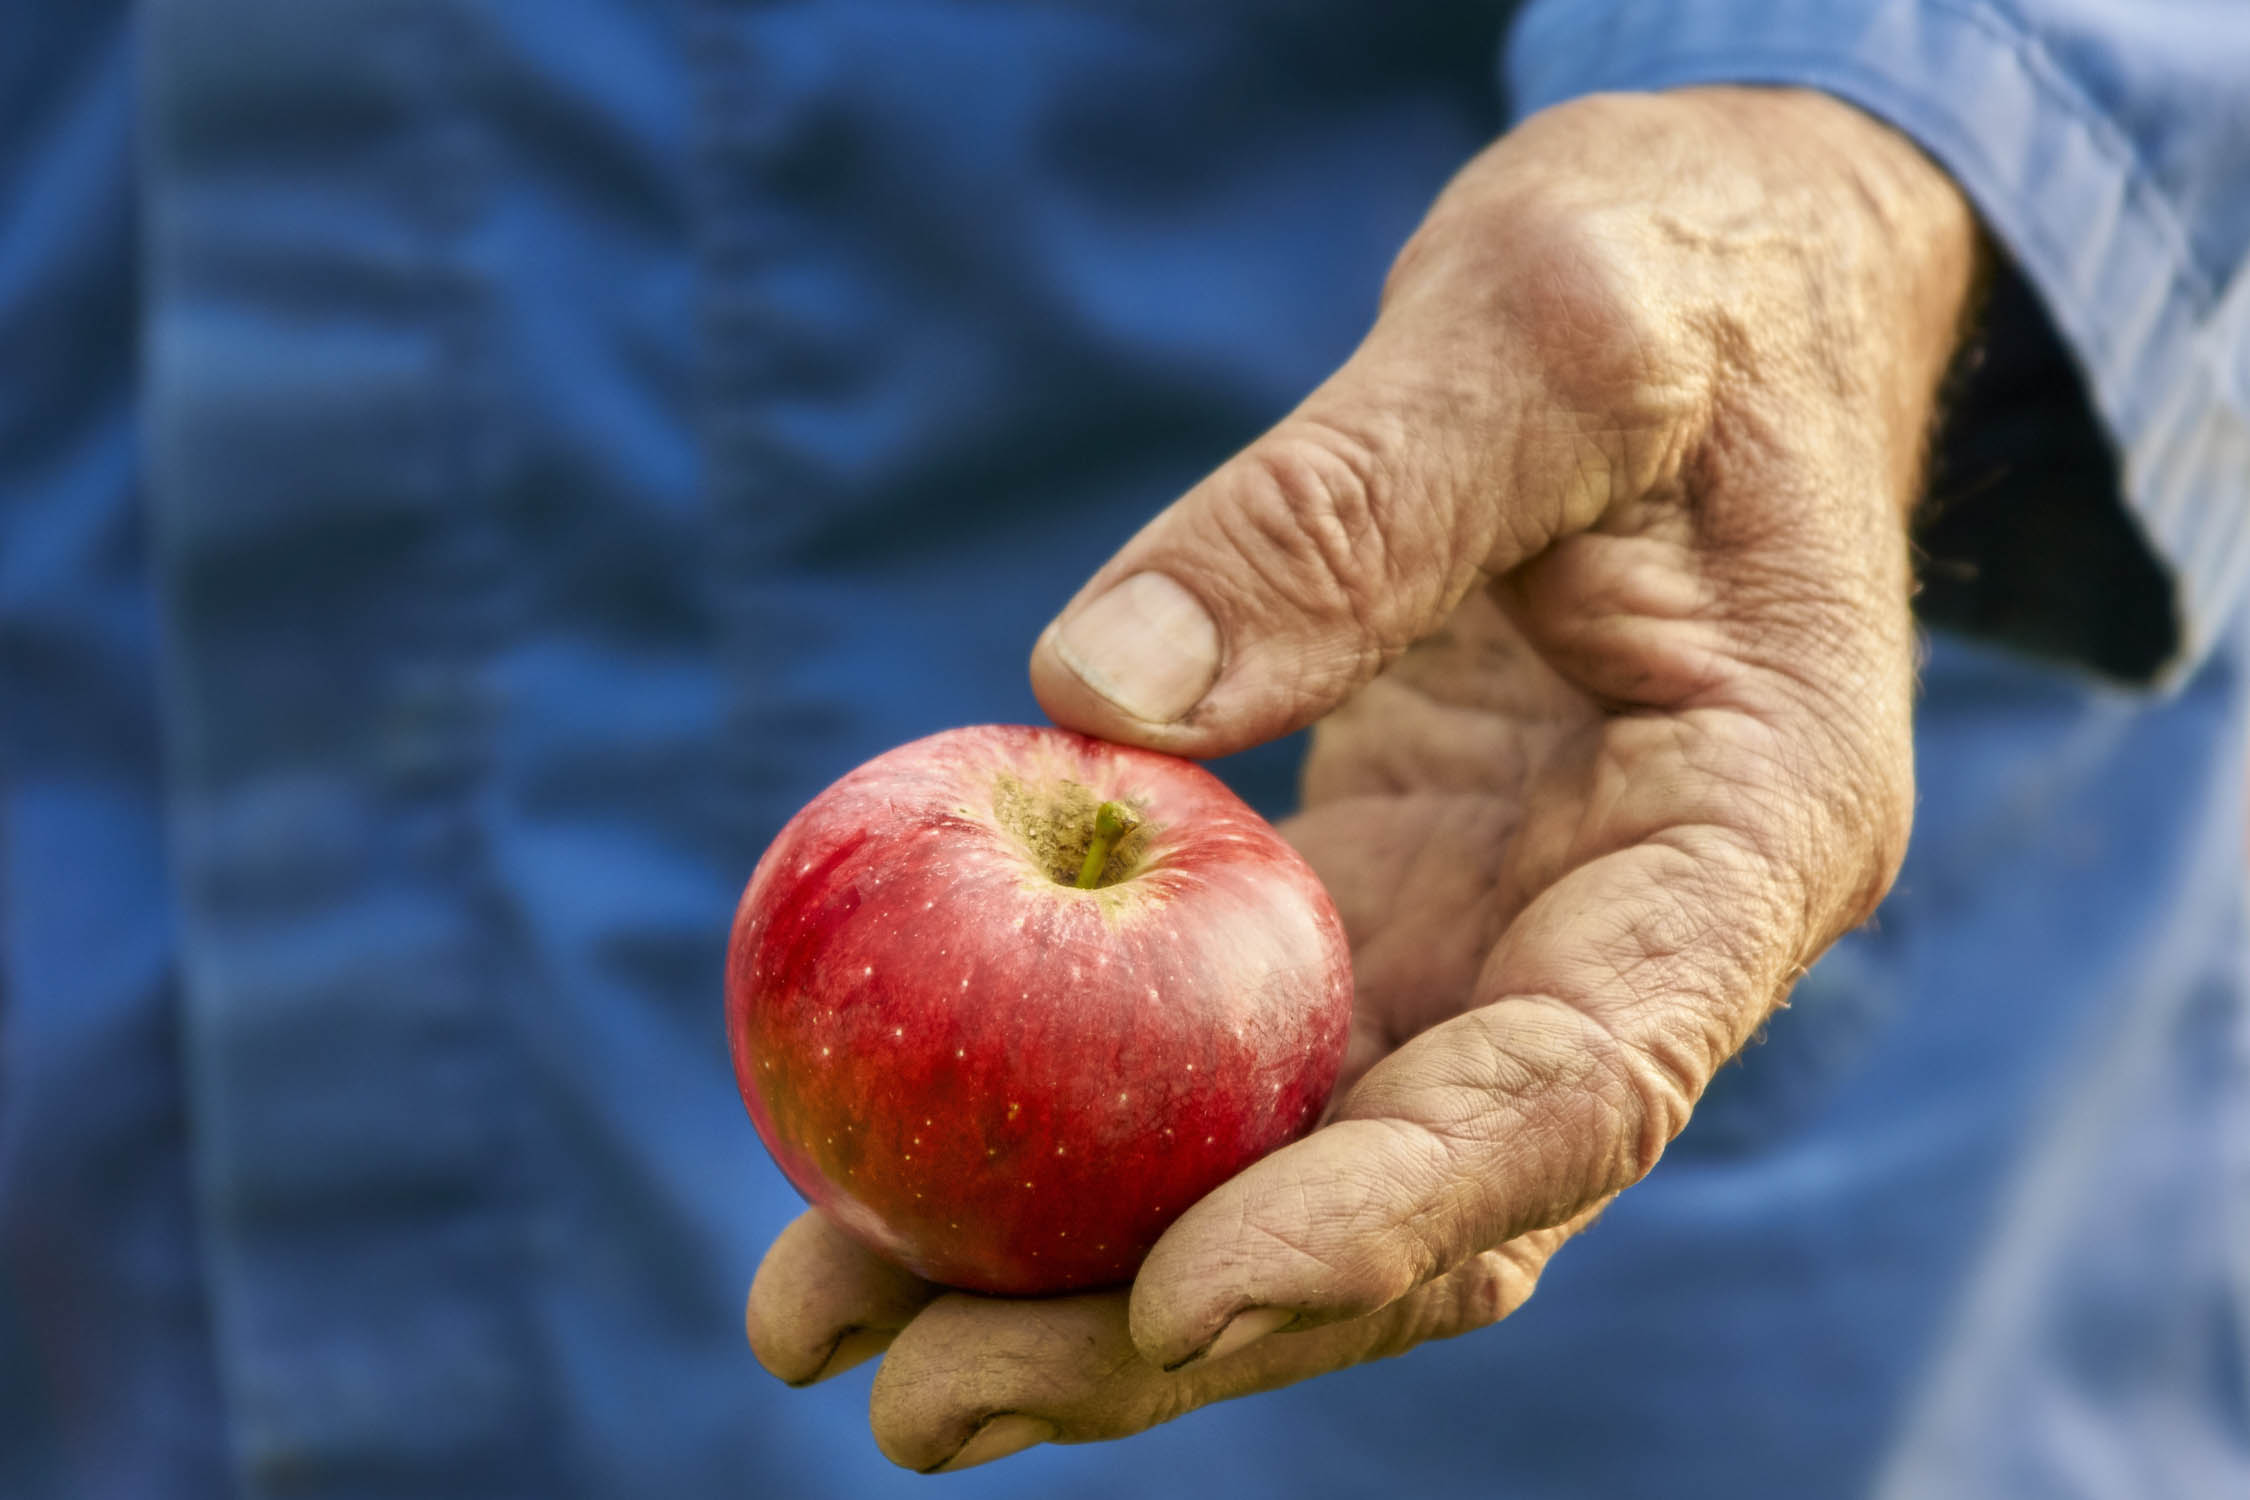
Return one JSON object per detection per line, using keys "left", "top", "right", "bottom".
{"left": 747, "top": 86, "right": 1980, "bottom": 1471}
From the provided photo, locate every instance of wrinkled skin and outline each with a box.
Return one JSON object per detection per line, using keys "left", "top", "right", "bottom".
{"left": 746, "top": 87, "right": 1982, "bottom": 1472}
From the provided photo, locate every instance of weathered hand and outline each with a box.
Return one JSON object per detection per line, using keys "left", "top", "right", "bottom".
{"left": 747, "top": 87, "right": 1981, "bottom": 1471}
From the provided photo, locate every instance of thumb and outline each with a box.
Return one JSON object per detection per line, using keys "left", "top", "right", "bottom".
{"left": 1028, "top": 338, "right": 1607, "bottom": 757}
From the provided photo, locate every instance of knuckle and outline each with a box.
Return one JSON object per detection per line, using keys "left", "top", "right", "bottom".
{"left": 1839, "top": 750, "right": 1915, "bottom": 927}
{"left": 1367, "top": 1246, "right": 1540, "bottom": 1365}
{"left": 1444, "top": 1249, "right": 1534, "bottom": 1333}
{"left": 1433, "top": 205, "right": 1699, "bottom": 530}
{"left": 1220, "top": 420, "right": 1410, "bottom": 648}
{"left": 1498, "top": 205, "right": 1697, "bottom": 435}
{"left": 1809, "top": 688, "right": 1919, "bottom": 934}
{"left": 1603, "top": 1050, "right": 1695, "bottom": 1187}
{"left": 1568, "top": 1005, "right": 1703, "bottom": 1189}
{"left": 1745, "top": 680, "right": 1916, "bottom": 941}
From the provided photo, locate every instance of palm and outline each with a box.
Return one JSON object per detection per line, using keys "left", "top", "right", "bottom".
{"left": 1285, "top": 575, "right": 1634, "bottom": 1104}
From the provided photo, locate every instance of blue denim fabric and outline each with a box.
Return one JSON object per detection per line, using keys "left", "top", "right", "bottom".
{"left": 3, "top": 2, "right": 2245, "bottom": 1497}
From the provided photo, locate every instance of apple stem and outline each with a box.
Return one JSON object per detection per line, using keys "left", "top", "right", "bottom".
{"left": 1074, "top": 801, "right": 1141, "bottom": 889}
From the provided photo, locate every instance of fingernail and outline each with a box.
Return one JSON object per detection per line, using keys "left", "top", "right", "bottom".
{"left": 1052, "top": 572, "right": 1220, "bottom": 724}
{"left": 805, "top": 1326, "right": 892, "bottom": 1385}
{"left": 1169, "top": 1305, "right": 1295, "bottom": 1371}
{"left": 932, "top": 1414, "right": 1056, "bottom": 1473}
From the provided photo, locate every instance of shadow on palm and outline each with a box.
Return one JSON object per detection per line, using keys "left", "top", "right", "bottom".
{"left": 1285, "top": 581, "right": 1603, "bottom": 1103}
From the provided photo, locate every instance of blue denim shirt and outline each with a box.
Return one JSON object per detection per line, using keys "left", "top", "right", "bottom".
{"left": 3, "top": 2, "right": 2245, "bottom": 1497}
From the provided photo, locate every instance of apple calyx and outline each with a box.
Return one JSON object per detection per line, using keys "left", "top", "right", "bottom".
{"left": 1074, "top": 800, "right": 1143, "bottom": 890}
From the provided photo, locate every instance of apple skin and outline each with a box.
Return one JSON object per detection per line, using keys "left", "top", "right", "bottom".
{"left": 728, "top": 723, "right": 1352, "bottom": 1296}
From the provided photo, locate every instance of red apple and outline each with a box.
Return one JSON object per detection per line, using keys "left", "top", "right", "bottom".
{"left": 728, "top": 723, "right": 1352, "bottom": 1295}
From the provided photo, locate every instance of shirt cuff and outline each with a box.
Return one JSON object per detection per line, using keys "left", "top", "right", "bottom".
{"left": 1505, "top": 0, "right": 2250, "bottom": 683}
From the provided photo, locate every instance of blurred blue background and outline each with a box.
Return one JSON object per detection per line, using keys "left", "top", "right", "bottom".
{"left": 7, "top": 1, "right": 2248, "bottom": 1497}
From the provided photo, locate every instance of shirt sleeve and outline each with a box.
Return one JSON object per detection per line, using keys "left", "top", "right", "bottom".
{"left": 1504, "top": 0, "right": 2250, "bottom": 684}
